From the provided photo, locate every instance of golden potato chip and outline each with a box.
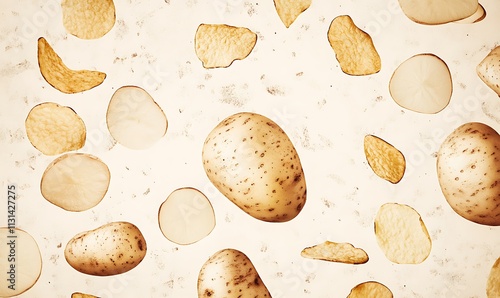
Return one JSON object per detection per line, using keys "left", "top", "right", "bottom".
{"left": 301, "top": 241, "right": 369, "bottom": 264}
{"left": 25, "top": 102, "right": 86, "bottom": 155}
{"left": 327, "top": 15, "right": 381, "bottom": 76}
{"left": 375, "top": 203, "right": 432, "bottom": 264}
{"left": 347, "top": 281, "right": 393, "bottom": 298}
{"left": 364, "top": 135, "right": 405, "bottom": 184}
{"left": 274, "top": 0, "right": 312, "bottom": 28}
{"left": 195, "top": 24, "right": 257, "bottom": 68}
{"left": 487, "top": 257, "right": 500, "bottom": 297}
{"left": 37, "top": 37, "right": 106, "bottom": 94}
{"left": 61, "top": 0, "right": 116, "bottom": 39}
{"left": 71, "top": 293, "right": 99, "bottom": 298}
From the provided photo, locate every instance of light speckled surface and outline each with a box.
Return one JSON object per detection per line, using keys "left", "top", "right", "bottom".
{"left": 1, "top": 0, "right": 500, "bottom": 297}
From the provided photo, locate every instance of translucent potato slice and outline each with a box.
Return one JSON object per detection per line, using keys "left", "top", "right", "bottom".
{"left": 398, "top": 0, "right": 478, "bottom": 24}
{"left": 40, "top": 153, "right": 110, "bottom": 212}
{"left": 61, "top": 0, "right": 116, "bottom": 39}
{"left": 301, "top": 241, "right": 369, "bottom": 264}
{"left": 25, "top": 102, "right": 86, "bottom": 155}
{"left": 273, "top": 0, "right": 312, "bottom": 28}
{"left": 37, "top": 37, "right": 106, "bottom": 94}
{"left": 487, "top": 257, "right": 500, "bottom": 297}
{"left": 364, "top": 135, "right": 406, "bottom": 184}
{"left": 195, "top": 24, "right": 257, "bottom": 69}
{"left": 106, "top": 86, "right": 168, "bottom": 150}
{"left": 389, "top": 54, "right": 452, "bottom": 114}
{"left": 453, "top": 3, "right": 486, "bottom": 23}
{"left": 374, "top": 203, "right": 432, "bottom": 264}
{"left": 158, "top": 188, "right": 216, "bottom": 245}
{"left": 347, "top": 281, "right": 393, "bottom": 298}
{"left": 0, "top": 228, "right": 42, "bottom": 297}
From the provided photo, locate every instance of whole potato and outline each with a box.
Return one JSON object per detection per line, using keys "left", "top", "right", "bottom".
{"left": 198, "top": 248, "right": 271, "bottom": 297}
{"left": 202, "top": 112, "right": 306, "bottom": 222}
{"left": 65, "top": 221, "right": 147, "bottom": 276}
{"left": 437, "top": 122, "right": 500, "bottom": 226}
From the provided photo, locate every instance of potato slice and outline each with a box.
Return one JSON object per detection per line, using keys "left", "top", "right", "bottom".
{"left": 398, "top": 0, "right": 478, "bottom": 24}
{"left": 62, "top": 0, "right": 116, "bottom": 39}
{"left": 195, "top": 24, "right": 257, "bottom": 68}
{"left": 487, "top": 257, "right": 500, "bottom": 297}
{"left": 106, "top": 86, "right": 168, "bottom": 150}
{"left": 477, "top": 46, "right": 500, "bottom": 96}
{"left": 375, "top": 203, "right": 432, "bottom": 264}
{"left": 327, "top": 15, "right": 381, "bottom": 76}
{"left": 25, "top": 102, "right": 86, "bottom": 156}
{"left": 41, "top": 153, "right": 110, "bottom": 212}
{"left": 453, "top": 3, "right": 486, "bottom": 23}
{"left": 158, "top": 188, "right": 216, "bottom": 245}
{"left": 273, "top": 0, "right": 312, "bottom": 28}
{"left": 301, "top": 241, "right": 369, "bottom": 264}
{"left": 0, "top": 228, "right": 42, "bottom": 297}
{"left": 347, "top": 281, "right": 393, "bottom": 298}
{"left": 364, "top": 135, "right": 405, "bottom": 184}
{"left": 37, "top": 37, "right": 106, "bottom": 94}
{"left": 71, "top": 293, "right": 99, "bottom": 298}
{"left": 389, "top": 54, "right": 452, "bottom": 114}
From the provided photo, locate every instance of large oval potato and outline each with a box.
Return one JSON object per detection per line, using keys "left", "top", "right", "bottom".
{"left": 65, "top": 222, "right": 147, "bottom": 276}
{"left": 202, "top": 112, "right": 306, "bottom": 222}
{"left": 198, "top": 248, "right": 271, "bottom": 297}
{"left": 437, "top": 122, "right": 500, "bottom": 226}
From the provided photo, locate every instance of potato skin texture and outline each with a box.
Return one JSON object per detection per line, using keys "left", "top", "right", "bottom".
{"left": 437, "top": 122, "right": 500, "bottom": 226}
{"left": 197, "top": 248, "right": 271, "bottom": 298}
{"left": 65, "top": 222, "right": 147, "bottom": 276}
{"left": 202, "top": 112, "right": 306, "bottom": 222}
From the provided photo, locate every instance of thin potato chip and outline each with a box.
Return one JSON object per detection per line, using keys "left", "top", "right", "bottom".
{"left": 71, "top": 293, "right": 99, "bottom": 298}
{"left": 274, "top": 0, "right": 312, "bottom": 28}
{"left": 301, "top": 241, "right": 369, "bottom": 264}
{"left": 327, "top": 15, "right": 381, "bottom": 76}
{"left": 364, "top": 135, "right": 405, "bottom": 184}
{"left": 25, "top": 102, "right": 86, "bottom": 155}
{"left": 195, "top": 24, "right": 257, "bottom": 68}
{"left": 374, "top": 203, "right": 432, "bottom": 264}
{"left": 487, "top": 257, "right": 500, "bottom": 297}
{"left": 38, "top": 37, "right": 106, "bottom": 94}
{"left": 347, "top": 281, "right": 393, "bottom": 298}
{"left": 62, "top": 0, "right": 116, "bottom": 39}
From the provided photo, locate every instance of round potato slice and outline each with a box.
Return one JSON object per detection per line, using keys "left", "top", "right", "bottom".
{"left": 41, "top": 153, "right": 110, "bottom": 212}
{"left": 0, "top": 228, "right": 42, "bottom": 297}
{"left": 25, "top": 102, "right": 86, "bottom": 156}
{"left": 374, "top": 203, "right": 432, "bottom": 264}
{"left": 487, "top": 257, "right": 500, "bottom": 297}
{"left": 61, "top": 0, "right": 116, "bottom": 39}
{"left": 347, "top": 281, "right": 393, "bottom": 298}
{"left": 398, "top": 0, "right": 478, "bottom": 24}
{"left": 159, "top": 188, "right": 216, "bottom": 245}
{"left": 389, "top": 54, "right": 452, "bottom": 114}
{"left": 106, "top": 86, "right": 168, "bottom": 150}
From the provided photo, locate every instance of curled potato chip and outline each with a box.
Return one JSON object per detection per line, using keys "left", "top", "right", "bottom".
{"left": 41, "top": 153, "right": 111, "bottom": 212}
{"left": 347, "top": 281, "right": 393, "bottom": 298}
{"left": 487, "top": 257, "right": 500, "bottom": 297}
{"left": 195, "top": 24, "right": 257, "bottom": 68}
{"left": 364, "top": 135, "right": 406, "bottom": 184}
{"left": 0, "top": 228, "right": 42, "bottom": 297}
{"left": 25, "top": 102, "right": 86, "bottom": 156}
{"left": 37, "top": 37, "right": 106, "bottom": 94}
{"left": 327, "top": 15, "right": 381, "bottom": 76}
{"left": 106, "top": 86, "right": 168, "bottom": 150}
{"left": 62, "top": 0, "right": 116, "bottom": 39}
{"left": 274, "top": 0, "right": 312, "bottom": 28}
{"left": 301, "top": 241, "right": 369, "bottom": 264}
{"left": 375, "top": 203, "right": 432, "bottom": 264}
{"left": 158, "top": 188, "right": 216, "bottom": 245}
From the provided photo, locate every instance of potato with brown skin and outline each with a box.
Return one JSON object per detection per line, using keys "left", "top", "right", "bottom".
{"left": 202, "top": 112, "right": 306, "bottom": 222}
{"left": 197, "top": 248, "right": 271, "bottom": 298}
{"left": 65, "top": 222, "right": 147, "bottom": 276}
{"left": 437, "top": 122, "right": 500, "bottom": 226}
